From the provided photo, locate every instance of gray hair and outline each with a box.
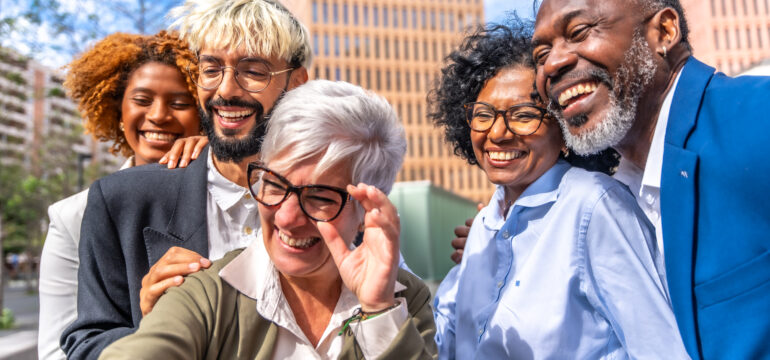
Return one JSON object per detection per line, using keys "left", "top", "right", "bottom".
{"left": 169, "top": 0, "right": 313, "bottom": 68}
{"left": 260, "top": 80, "right": 406, "bottom": 195}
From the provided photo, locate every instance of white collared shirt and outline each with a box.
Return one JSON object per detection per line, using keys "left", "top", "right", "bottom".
{"left": 219, "top": 230, "right": 409, "bottom": 360}
{"left": 206, "top": 151, "right": 260, "bottom": 260}
{"left": 614, "top": 71, "right": 682, "bottom": 261}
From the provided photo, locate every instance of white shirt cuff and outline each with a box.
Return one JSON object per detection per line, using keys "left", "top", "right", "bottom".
{"left": 348, "top": 297, "right": 408, "bottom": 359}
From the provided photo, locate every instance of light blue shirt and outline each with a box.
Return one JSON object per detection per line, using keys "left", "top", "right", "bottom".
{"left": 434, "top": 160, "right": 688, "bottom": 359}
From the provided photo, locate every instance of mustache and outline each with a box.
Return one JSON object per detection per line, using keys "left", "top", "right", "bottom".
{"left": 547, "top": 68, "right": 613, "bottom": 105}
{"left": 204, "top": 97, "right": 264, "bottom": 112}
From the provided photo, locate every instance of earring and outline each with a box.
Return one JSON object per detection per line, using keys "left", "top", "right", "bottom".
{"left": 119, "top": 122, "right": 124, "bottom": 132}
{"left": 562, "top": 148, "right": 569, "bottom": 157}
{"left": 661, "top": 46, "right": 667, "bottom": 58}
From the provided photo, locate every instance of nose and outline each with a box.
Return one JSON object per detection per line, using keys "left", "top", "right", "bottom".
{"left": 146, "top": 100, "right": 171, "bottom": 124}
{"left": 273, "top": 193, "right": 310, "bottom": 229}
{"left": 215, "top": 68, "right": 244, "bottom": 100}
{"left": 487, "top": 113, "right": 515, "bottom": 143}
{"left": 541, "top": 42, "right": 578, "bottom": 90}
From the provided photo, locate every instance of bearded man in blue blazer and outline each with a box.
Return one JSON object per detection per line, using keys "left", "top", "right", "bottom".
{"left": 532, "top": 0, "right": 770, "bottom": 358}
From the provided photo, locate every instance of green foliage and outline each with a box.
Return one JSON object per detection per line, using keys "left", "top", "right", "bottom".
{"left": 0, "top": 308, "right": 14, "bottom": 329}
{"left": 47, "top": 87, "right": 66, "bottom": 98}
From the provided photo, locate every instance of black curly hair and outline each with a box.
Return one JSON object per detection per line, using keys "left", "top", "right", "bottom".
{"left": 428, "top": 17, "right": 620, "bottom": 175}
{"left": 428, "top": 19, "right": 535, "bottom": 166}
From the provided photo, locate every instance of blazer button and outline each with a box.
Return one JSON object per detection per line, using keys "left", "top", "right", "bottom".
{"left": 680, "top": 170, "right": 688, "bottom": 178}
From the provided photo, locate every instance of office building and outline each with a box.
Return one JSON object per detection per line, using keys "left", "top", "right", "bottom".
{"left": 283, "top": 0, "right": 492, "bottom": 203}
{"left": 683, "top": 0, "right": 770, "bottom": 74}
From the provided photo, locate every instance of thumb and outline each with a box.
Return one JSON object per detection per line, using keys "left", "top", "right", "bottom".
{"left": 317, "top": 222, "right": 351, "bottom": 268}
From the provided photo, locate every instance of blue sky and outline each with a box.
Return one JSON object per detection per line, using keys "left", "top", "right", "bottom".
{"left": 485, "top": 0, "right": 538, "bottom": 23}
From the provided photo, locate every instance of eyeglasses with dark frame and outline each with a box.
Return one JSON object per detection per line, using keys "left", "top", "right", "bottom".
{"left": 463, "top": 102, "right": 548, "bottom": 136}
{"left": 247, "top": 163, "right": 350, "bottom": 222}
{"left": 189, "top": 57, "right": 294, "bottom": 93}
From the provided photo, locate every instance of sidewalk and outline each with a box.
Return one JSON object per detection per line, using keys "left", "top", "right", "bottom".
{"left": 0, "top": 280, "right": 39, "bottom": 360}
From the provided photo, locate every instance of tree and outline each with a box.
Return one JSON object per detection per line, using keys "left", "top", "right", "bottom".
{"left": 0, "top": 0, "right": 184, "bottom": 67}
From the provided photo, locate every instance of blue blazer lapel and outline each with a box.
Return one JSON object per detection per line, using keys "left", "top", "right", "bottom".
{"left": 661, "top": 57, "right": 714, "bottom": 358}
{"left": 144, "top": 146, "right": 210, "bottom": 266}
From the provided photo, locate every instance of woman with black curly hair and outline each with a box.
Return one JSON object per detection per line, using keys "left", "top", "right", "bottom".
{"left": 38, "top": 31, "right": 207, "bottom": 360}
{"left": 430, "top": 21, "right": 687, "bottom": 359}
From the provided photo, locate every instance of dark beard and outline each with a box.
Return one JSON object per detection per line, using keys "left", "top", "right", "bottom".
{"left": 199, "top": 97, "right": 267, "bottom": 163}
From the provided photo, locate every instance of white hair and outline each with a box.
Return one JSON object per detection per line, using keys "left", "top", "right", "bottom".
{"left": 169, "top": 0, "right": 313, "bottom": 68}
{"left": 260, "top": 80, "right": 406, "bottom": 195}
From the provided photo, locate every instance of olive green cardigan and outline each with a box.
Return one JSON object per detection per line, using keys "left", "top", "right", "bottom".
{"left": 99, "top": 250, "right": 437, "bottom": 359}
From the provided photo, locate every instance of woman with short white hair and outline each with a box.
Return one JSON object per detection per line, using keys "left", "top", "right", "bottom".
{"left": 100, "top": 80, "right": 437, "bottom": 359}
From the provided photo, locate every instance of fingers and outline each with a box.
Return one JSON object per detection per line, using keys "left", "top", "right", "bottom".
{"left": 178, "top": 139, "right": 197, "bottom": 168}
{"left": 192, "top": 136, "right": 208, "bottom": 160}
{"left": 347, "top": 184, "right": 400, "bottom": 243}
{"left": 140, "top": 275, "right": 184, "bottom": 316}
{"left": 144, "top": 247, "right": 210, "bottom": 285}
{"left": 477, "top": 202, "right": 485, "bottom": 212}
{"left": 454, "top": 224, "right": 470, "bottom": 238}
{"left": 451, "top": 236, "right": 467, "bottom": 251}
{"left": 450, "top": 249, "right": 464, "bottom": 264}
{"left": 164, "top": 140, "right": 185, "bottom": 169}
{"left": 316, "top": 222, "right": 352, "bottom": 268}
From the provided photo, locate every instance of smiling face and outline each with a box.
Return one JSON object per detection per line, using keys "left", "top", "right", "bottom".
{"left": 532, "top": 0, "right": 659, "bottom": 155}
{"left": 196, "top": 46, "right": 302, "bottom": 163}
{"left": 120, "top": 62, "right": 200, "bottom": 166}
{"left": 259, "top": 157, "right": 358, "bottom": 280}
{"left": 471, "top": 66, "right": 563, "bottom": 201}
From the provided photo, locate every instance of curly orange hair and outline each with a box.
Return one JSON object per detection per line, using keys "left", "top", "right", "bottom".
{"left": 64, "top": 30, "right": 199, "bottom": 157}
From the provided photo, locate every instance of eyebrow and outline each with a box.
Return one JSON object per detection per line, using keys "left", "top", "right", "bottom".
{"left": 198, "top": 55, "right": 271, "bottom": 65}
{"left": 129, "top": 87, "right": 192, "bottom": 97}
{"left": 532, "top": 9, "right": 586, "bottom": 47}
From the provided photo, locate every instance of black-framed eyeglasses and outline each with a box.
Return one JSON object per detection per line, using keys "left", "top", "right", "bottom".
{"left": 247, "top": 163, "right": 350, "bottom": 222}
{"left": 190, "top": 57, "right": 294, "bottom": 93}
{"left": 463, "top": 102, "right": 547, "bottom": 136}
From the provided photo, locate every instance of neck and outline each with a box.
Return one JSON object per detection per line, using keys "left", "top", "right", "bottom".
{"left": 280, "top": 273, "right": 342, "bottom": 346}
{"left": 616, "top": 55, "right": 689, "bottom": 169}
{"left": 211, "top": 154, "right": 258, "bottom": 187}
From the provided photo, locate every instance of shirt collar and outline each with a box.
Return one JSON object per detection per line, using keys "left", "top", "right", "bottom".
{"left": 207, "top": 150, "right": 251, "bottom": 211}
{"left": 639, "top": 70, "right": 683, "bottom": 191}
{"left": 481, "top": 159, "right": 570, "bottom": 230}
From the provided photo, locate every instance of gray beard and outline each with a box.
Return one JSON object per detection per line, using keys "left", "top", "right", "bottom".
{"left": 550, "top": 30, "right": 658, "bottom": 155}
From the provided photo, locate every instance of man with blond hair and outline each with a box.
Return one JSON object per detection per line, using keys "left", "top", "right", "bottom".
{"left": 61, "top": 1, "right": 311, "bottom": 358}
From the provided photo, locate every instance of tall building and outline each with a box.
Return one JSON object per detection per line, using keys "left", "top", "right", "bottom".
{"left": 0, "top": 47, "right": 121, "bottom": 172}
{"left": 282, "top": 0, "right": 492, "bottom": 203}
{"left": 682, "top": 0, "right": 770, "bottom": 75}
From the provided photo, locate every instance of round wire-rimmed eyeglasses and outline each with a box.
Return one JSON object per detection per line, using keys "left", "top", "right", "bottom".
{"left": 188, "top": 57, "right": 294, "bottom": 93}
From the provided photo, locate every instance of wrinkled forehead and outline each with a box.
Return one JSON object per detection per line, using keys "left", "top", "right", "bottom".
{"left": 533, "top": 0, "right": 635, "bottom": 40}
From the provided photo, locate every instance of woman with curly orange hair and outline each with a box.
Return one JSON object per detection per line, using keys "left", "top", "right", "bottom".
{"left": 38, "top": 30, "right": 206, "bottom": 360}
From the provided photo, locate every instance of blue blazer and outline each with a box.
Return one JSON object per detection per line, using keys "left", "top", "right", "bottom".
{"left": 61, "top": 147, "right": 211, "bottom": 360}
{"left": 662, "top": 57, "right": 770, "bottom": 359}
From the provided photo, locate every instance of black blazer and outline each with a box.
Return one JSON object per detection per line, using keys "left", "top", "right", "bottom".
{"left": 61, "top": 147, "right": 211, "bottom": 359}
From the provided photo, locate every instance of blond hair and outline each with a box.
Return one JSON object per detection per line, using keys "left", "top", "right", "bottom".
{"left": 169, "top": 0, "right": 312, "bottom": 68}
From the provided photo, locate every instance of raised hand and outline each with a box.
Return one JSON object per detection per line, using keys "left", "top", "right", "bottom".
{"left": 158, "top": 135, "right": 209, "bottom": 169}
{"left": 317, "top": 183, "right": 400, "bottom": 312}
{"left": 139, "top": 246, "right": 211, "bottom": 316}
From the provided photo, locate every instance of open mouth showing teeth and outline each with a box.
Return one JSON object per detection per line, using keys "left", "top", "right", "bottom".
{"left": 558, "top": 82, "right": 599, "bottom": 107}
{"left": 141, "top": 131, "right": 179, "bottom": 142}
{"left": 279, "top": 231, "right": 320, "bottom": 249}
{"left": 487, "top": 150, "right": 525, "bottom": 161}
{"left": 215, "top": 109, "right": 255, "bottom": 123}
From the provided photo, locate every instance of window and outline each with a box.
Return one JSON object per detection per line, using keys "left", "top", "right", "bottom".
{"left": 396, "top": 72, "right": 401, "bottom": 91}
{"left": 374, "top": 6, "right": 379, "bottom": 26}
{"left": 363, "top": 5, "right": 369, "bottom": 25}
{"left": 721, "top": 0, "right": 727, "bottom": 16}
{"left": 735, "top": 28, "right": 741, "bottom": 48}
{"left": 725, "top": 29, "right": 731, "bottom": 49}
{"left": 353, "top": 4, "right": 359, "bottom": 25}
{"left": 343, "top": 4, "right": 349, "bottom": 24}
{"left": 403, "top": 9, "right": 408, "bottom": 29}
{"left": 354, "top": 35, "right": 360, "bottom": 57}
{"left": 386, "top": 70, "right": 391, "bottom": 91}
{"left": 385, "top": 38, "right": 390, "bottom": 58}
{"left": 313, "top": 1, "right": 319, "bottom": 22}
{"left": 375, "top": 37, "right": 380, "bottom": 58}
{"left": 344, "top": 35, "right": 350, "bottom": 56}
{"left": 732, "top": 0, "right": 738, "bottom": 15}
{"left": 324, "top": 34, "right": 330, "bottom": 55}
{"left": 404, "top": 40, "right": 409, "bottom": 60}
{"left": 743, "top": 0, "right": 749, "bottom": 14}
{"left": 754, "top": 0, "right": 760, "bottom": 13}
{"left": 412, "top": 9, "right": 417, "bottom": 28}
{"left": 323, "top": 2, "right": 329, "bottom": 23}
{"left": 345, "top": 68, "right": 351, "bottom": 81}
{"left": 333, "top": 3, "right": 339, "bottom": 23}
{"left": 393, "top": 8, "right": 398, "bottom": 27}
{"left": 430, "top": 11, "right": 436, "bottom": 30}
{"left": 421, "top": 10, "right": 427, "bottom": 29}
{"left": 383, "top": 6, "right": 389, "bottom": 27}
{"left": 405, "top": 71, "right": 411, "bottom": 91}
{"left": 440, "top": 11, "right": 445, "bottom": 31}
{"left": 714, "top": 29, "right": 720, "bottom": 50}
{"left": 747, "top": 28, "right": 752, "bottom": 48}
{"left": 335, "top": 67, "right": 341, "bottom": 81}
{"left": 395, "top": 39, "right": 400, "bottom": 59}
{"left": 313, "top": 34, "right": 320, "bottom": 55}
{"left": 334, "top": 35, "right": 340, "bottom": 56}
{"left": 758, "top": 27, "right": 763, "bottom": 48}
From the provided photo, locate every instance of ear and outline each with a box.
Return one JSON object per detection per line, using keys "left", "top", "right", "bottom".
{"left": 288, "top": 67, "right": 309, "bottom": 90}
{"left": 646, "top": 8, "right": 683, "bottom": 58}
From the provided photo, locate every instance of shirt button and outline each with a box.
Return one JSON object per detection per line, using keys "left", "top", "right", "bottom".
{"left": 497, "top": 281, "right": 503, "bottom": 288}
{"left": 502, "top": 230, "right": 509, "bottom": 238}
{"left": 478, "top": 328, "right": 483, "bottom": 335}
{"left": 244, "top": 226, "right": 253, "bottom": 235}
{"left": 243, "top": 193, "right": 251, "bottom": 200}
{"left": 645, "top": 193, "right": 655, "bottom": 205}
{"left": 680, "top": 170, "right": 688, "bottom": 178}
